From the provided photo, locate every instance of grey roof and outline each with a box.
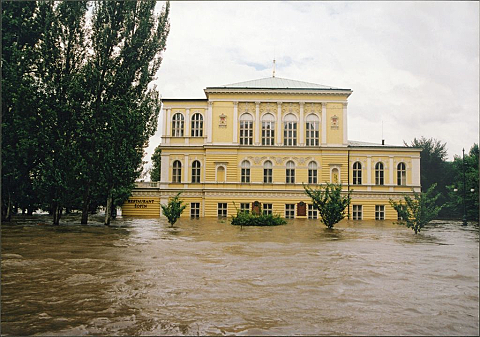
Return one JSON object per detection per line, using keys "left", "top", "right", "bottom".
{"left": 207, "top": 76, "right": 350, "bottom": 91}
{"left": 348, "top": 140, "right": 405, "bottom": 147}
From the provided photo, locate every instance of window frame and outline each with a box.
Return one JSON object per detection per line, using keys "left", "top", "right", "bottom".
{"left": 191, "top": 160, "right": 201, "bottom": 183}
{"left": 375, "top": 205, "right": 385, "bottom": 220}
{"left": 308, "top": 161, "right": 318, "bottom": 184}
{"left": 397, "top": 162, "right": 406, "bottom": 186}
{"left": 286, "top": 161, "right": 295, "bottom": 184}
{"left": 172, "top": 113, "right": 184, "bottom": 137}
{"left": 241, "top": 160, "right": 251, "bottom": 183}
{"left": 375, "top": 162, "right": 384, "bottom": 185}
{"left": 191, "top": 113, "right": 203, "bottom": 137}
{"left": 261, "top": 113, "right": 275, "bottom": 146}
{"left": 305, "top": 114, "right": 320, "bottom": 146}
{"left": 353, "top": 161, "right": 362, "bottom": 185}
{"left": 239, "top": 113, "right": 254, "bottom": 145}
{"left": 172, "top": 160, "right": 182, "bottom": 183}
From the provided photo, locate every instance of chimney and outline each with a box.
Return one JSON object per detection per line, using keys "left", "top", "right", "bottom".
{"left": 382, "top": 139, "right": 385, "bottom": 145}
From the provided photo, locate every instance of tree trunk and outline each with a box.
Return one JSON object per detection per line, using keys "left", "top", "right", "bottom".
{"left": 4, "top": 193, "right": 12, "bottom": 222}
{"left": 81, "top": 184, "right": 90, "bottom": 224}
{"left": 104, "top": 190, "right": 113, "bottom": 226}
{"left": 52, "top": 203, "right": 62, "bottom": 225}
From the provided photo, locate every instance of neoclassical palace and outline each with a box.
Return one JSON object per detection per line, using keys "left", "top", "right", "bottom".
{"left": 122, "top": 76, "right": 421, "bottom": 220}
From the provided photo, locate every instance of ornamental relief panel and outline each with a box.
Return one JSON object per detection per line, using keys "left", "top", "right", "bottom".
{"left": 259, "top": 103, "right": 276, "bottom": 114}
{"left": 304, "top": 103, "right": 322, "bottom": 115}
{"left": 281, "top": 102, "right": 300, "bottom": 115}
{"left": 238, "top": 102, "right": 255, "bottom": 115}
{"left": 246, "top": 156, "right": 314, "bottom": 167}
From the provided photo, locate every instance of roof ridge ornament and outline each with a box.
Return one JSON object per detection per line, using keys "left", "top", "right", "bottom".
{"left": 273, "top": 58, "right": 276, "bottom": 78}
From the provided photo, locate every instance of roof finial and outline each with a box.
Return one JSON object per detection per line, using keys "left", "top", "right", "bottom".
{"left": 272, "top": 58, "right": 276, "bottom": 78}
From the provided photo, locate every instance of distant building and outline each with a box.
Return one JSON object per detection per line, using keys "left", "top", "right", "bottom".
{"left": 122, "top": 76, "right": 421, "bottom": 220}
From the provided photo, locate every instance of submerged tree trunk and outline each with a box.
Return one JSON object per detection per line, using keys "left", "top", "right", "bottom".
{"left": 52, "top": 203, "right": 62, "bottom": 225}
{"left": 4, "top": 193, "right": 12, "bottom": 222}
{"left": 104, "top": 190, "right": 113, "bottom": 226}
{"left": 81, "top": 185, "right": 90, "bottom": 224}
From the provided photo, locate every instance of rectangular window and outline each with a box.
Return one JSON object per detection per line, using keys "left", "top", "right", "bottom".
{"left": 308, "top": 204, "right": 318, "bottom": 219}
{"left": 218, "top": 203, "right": 227, "bottom": 218}
{"left": 264, "top": 168, "right": 273, "bottom": 183}
{"left": 286, "top": 169, "right": 295, "bottom": 184}
{"left": 283, "top": 122, "right": 297, "bottom": 146}
{"left": 285, "top": 204, "right": 295, "bottom": 219}
{"left": 262, "top": 121, "right": 275, "bottom": 145}
{"left": 308, "top": 169, "right": 317, "bottom": 184}
{"left": 306, "top": 122, "right": 319, "bottom": 146}
{"left": 262, "top": 203, "right": 272, "bottom": 215}
{"left": 240, "top": 121, "right": 253, "bottom": 145}
{"left": 190, "top": 203, "right": 200, "bottom": 219}
{"left": 375, "top": 205, "right": 385, "bottom": 220}
{"left": 240, "top": 203, "right": 250, "bottom": 213}
{"left": 353, "top": 205, "right": 362, "bottom": 220}
{"left": 241, "top": 168, "right": 250, "bottom": 183}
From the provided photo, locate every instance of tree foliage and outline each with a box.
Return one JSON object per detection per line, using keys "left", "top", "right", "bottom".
{"left": 1, "top": 1, "right": 170, "bottom": 225}
{"left": 150, "top": 146, "right": 162, "bottom": 182}
{"left": 304, "top": 183, "right": 351, "bottom": 229}
{"left": 445, "top": 144, "right": 479, "bottom": 222}
{"left": 161, "top": 192, "right": 186, "bottom": 227}
{"left": 389, "top": 184, "right": 443, "bottom": 234}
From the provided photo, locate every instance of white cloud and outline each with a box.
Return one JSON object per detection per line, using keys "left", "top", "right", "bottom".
{"left": 144, "top": 0, "right": 479, "bottom": 170}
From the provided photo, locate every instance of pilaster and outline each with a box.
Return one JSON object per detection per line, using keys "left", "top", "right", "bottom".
{"left": 299, "top": 101, "right": 305, "bottom": 146}
{"left": 276, "top": 102, "right": 282, "bottom": 145}
{"left": 342, "top": 102, "right": 348, "bottom": 145}
{"left": 255, "top": 101, "right": 260, "bottom": 145}
{"left": 207, "top": 101, "right": 213, "bottom": 144}
{"left": 233, "top": 101, "right": 238, "bottom": 144}
{"left": 321, "top": 103, "right": 327, "bottom": 145}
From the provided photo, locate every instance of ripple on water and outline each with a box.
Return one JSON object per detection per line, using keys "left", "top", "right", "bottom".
{"left": 1, "top": 216, "right": 479, "bottom": 336}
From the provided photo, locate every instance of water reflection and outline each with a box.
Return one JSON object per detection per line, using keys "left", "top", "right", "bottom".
{"left": 1, "top": 215, "right": 479, "bottom": 336}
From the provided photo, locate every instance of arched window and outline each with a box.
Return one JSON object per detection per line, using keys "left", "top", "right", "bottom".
{"left": 283, "top": 114, "right": 297, "bottom": 146}
{"left": 286, "top": 160, "right": 295, "bottom": 184}
{"left": 261, "top": 113, "right": 275, "bottom": 145}
{"left": 172, "top": 160, "right": 182, "bottom": 183}
{"left": 239, "top": 113, "right": 254, "bottom": 145}
{"left": 264, "top": 160, "right": 273, "bottom": 183}
{"left": 172, "top": 113, "right": 184, "bottom": 137}
{"left": 241, "top": 160, "right": 251, "bottom": 183}
{"left": 191, "top": 113, "right": 203, "bottom": 137}
{"left": 191, "top": 160, "right": 201, "bottom": 183}
{"left": 397, "top": 162, "right": 406, "bottom": 186}
{"left": 353, "top": 162, "right": 362, "bottom": 185}
{"left": 308, "top": 161, "right": 318, "bottom": 184}
{"left": 375, "top": 162, "right": 384, "bottom": 185}
{"left": 306, "top": 114, "right": 320, "bottom": 146}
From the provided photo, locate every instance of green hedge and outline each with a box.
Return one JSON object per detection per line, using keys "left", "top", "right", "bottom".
{"left": 230, "top": 211, "right": 287, "bottom": 226}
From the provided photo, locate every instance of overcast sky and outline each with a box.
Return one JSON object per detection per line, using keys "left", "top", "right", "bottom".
{"left": 144, "top": 1, "right": 479, "bottom": 172}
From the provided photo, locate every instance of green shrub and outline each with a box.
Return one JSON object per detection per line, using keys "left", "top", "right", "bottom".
{"left": 230, "top": 210, "right": 286, "bottom": 227}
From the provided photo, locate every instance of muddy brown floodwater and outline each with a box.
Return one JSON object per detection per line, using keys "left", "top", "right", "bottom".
{"left": 1, "top": 215, "right": 479, "bottom": 336}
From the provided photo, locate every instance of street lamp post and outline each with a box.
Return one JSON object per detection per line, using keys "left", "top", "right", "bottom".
{"left": 462, "top": 148, "right": 467, "bottom": 226}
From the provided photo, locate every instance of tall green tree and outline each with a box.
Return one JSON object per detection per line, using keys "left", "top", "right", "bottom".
{"left": 446, "top": 144, "right": 479, "bottom": 222}
{"left": 2, "top": 1, "right": 43, "bottom": 220}
{"left": 404, "top": 137, "right": 450, "bottom": 217}
{"left": 304, "top": 183, "right": 351, "bottom": 229}
{"left": 150, "top": 146, "right": 162, "bottom": 182}
{"left": 32, "top": 1, "right": 88, "bottom": 225}
{"left": 85, "top": 1, "right": 170, "bottom": 225}
{"left": 390, "top": 184, "right": 443, "bottom": 234}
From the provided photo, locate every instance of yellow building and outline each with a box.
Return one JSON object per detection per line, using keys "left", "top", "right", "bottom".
{"left": 123, "top": 77, "right": 421, "bottom": 220}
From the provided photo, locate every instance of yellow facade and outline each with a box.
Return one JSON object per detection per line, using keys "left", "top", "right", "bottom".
{"left": 123, "top": 77, "right": 421, "bottom": 220}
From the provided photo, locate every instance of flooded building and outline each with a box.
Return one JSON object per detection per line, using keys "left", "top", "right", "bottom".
{"left": 122, "top": 77, "right": 421, "bottom": 219}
